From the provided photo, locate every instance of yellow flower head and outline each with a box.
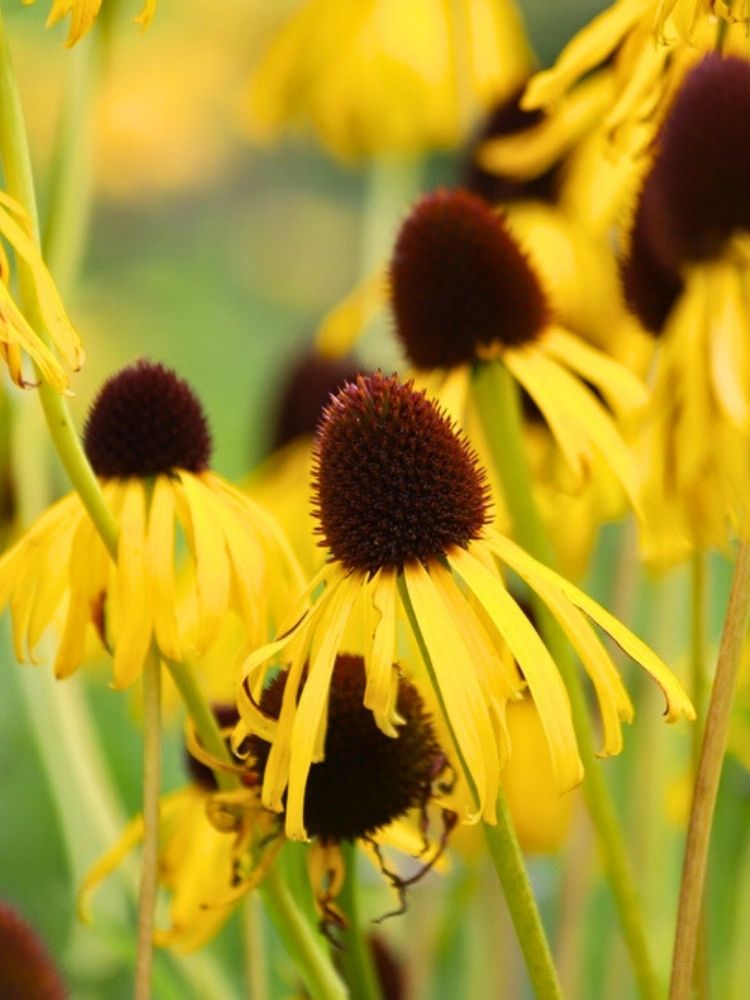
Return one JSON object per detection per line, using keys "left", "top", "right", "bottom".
{"left": 24, "top": 0, "right": 157, "bottom": 47}
{"left": 621, "top": 55, "right": 750, "bottom": 562}
{"left": 0, "top": 192, "right": 83, "bottom": 391}
{"left": 83, "top": 665, "right": 454, "bottom": 947}
{"left": 389, "top": 188, "right": 648, "bottom": 508}
{"left": 0, "top": 360, "right": 303, "bottom": 688}
{"left": 243, "top": 0, "right": 532, "bottom": 163}
{"left": 233, "top": 372, "right": 693, "bottom": 841}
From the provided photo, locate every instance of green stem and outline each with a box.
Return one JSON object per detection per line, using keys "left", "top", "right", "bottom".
{"left": 164, "top": 658, "right": 235, "bottom": 792}
{"left": 242, "top": 895, "right": 268, "bottom": 1000}
{"left": 472, "top": 359, "right": 658, "bottom": 1000}
{"left": 690, "top": 550, "right": 710, "bottom": 1000}
{"left": 398, "top": 574, "right": 562, "bottom": 1000}
{"left": 338, "top": 841, "right": 383, "bottom": 1000}
{"left": 669, "top": 541, "right": 750, "bottom": 1000}
{"left": 134, "top": 646, "right": 162, "bottom": 1000}
{"left": 260, "top": 862, "right": 348, "bottom": 1000}
{"left": 0, "top": 3, "right": 118, "bottom": 557}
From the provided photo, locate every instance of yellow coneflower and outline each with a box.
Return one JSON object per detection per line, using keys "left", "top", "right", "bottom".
{"left": 620, "top": 55, "right": 750, "bottom": 564}
{"left": 233, "top": 372, "right": 693, "bottom": 841}
{"left": 83, "top": 660, "right": 455, "bottom": 948}
{"left": 0, "top": 901, "right": 67, "bottom": 998}
{"left": 389, "top": 188, "right": 650, "bottom": 510}
{"left": 0, "top": 192, "right": 82, "bottom": 391}
{"left": 24, "top": 0, "right": 156, "bottom": 46}
{"left": 243, "top": 0, "right": 532, "bottom": 163}
{"left": 0, "top": 360, "right": 303, "bottom": 688}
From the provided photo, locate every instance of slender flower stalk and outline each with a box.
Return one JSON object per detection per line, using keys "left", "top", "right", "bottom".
{"left": 690, "top": 550, "right": 710, "bottom": 1000}
{"left": 670, "top": 541, "right": 750, "bottom": 1000}
{"left": 398, "top": 574, "right": 563, "bottom": 1000}
{"left": 472, "top": 359, "right": 659, "bottom": 1000}
{"left": 338, "top": 841, "right": 383, "bottom": 1000}
{"left": 134, "top": 645, "right": 162, "bottom": 1000}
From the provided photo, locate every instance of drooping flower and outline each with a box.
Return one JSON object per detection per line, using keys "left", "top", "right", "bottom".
{"left": 0, "top": 192, "right": 83, "bottom": 391}
{"left": 24, "top": 0, "right": 157, "bottom": 47}
{"left": 0, "top": 360, "right": 303, "bottom": 688}
{"left": 620, "top": 55, "right": 750, "bottom": 563}
{"left": 389, "top": 188, "right": 648, "bottom": 508}
{"left": 233, "top": 373, "right": 694, "bottom": 839}
{"left": 242, "top": 0, "right": 533, "bottom": 163}
{"left": 82, "top": 659, "right": 455, "bottom": 948}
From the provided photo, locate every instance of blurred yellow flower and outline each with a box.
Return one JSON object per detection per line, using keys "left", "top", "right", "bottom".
{"left": 24, "top": 0, "right": 156, "bottom": 46}
{"left": 0, "top": 191, "right": 83, "bottom": 391}
{"left": 243, "top": 0, "right": 532, "bottom": 162}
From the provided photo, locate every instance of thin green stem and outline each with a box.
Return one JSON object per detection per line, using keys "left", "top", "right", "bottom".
{"left": 338, "top": 841, "right": 383, "bottom": 1000}
{"left": 0, "top": 3, "right": 117, "bottom": 557}
{"left": 690, "top": 550, "right": 710, "bottom": 1000}
{"left": 164, "top": 658, "right": 235, "bottom": 792}
{"left": 260, "top": 862, "right": 348, "bottom": 1000}
{"left": 398, "top": 574, "right": 563, "bottom": 1000}
{"left": 134, "top": 646, "right": 162, "bottom": 1000}
{"left": 669, "top": 541, "right": 750, "bottom": 1000}
{"left": 472, "top": 359, "right": 658, "bottom": 1000}
{"left": 242, "top": 895, "right": 268, "bottom": 1000}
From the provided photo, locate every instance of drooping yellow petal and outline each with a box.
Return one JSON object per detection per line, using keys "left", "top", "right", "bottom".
{"left": 524, "top": 574, "right": 635, "bottom": 757}
{"left": 448, "top": 546, "right": 584, "bottom": 791}
{"left": 286, "top": 572, "right": 361, "bottom": 839}
{"left": 112, "top": 479, "right": 152, "bottom": 689}
{"left": 316, "top": 269, "right": 387, "bottom": 358}
{"left": 363, "top": 567, "right": 401, "bottom": 735}
{"left": 147, "top": 476, "right": 181, "bottom": 662}
{"left": 542, "top": 325, "right": 648, "bottom": 415}
{"left": 403, "top": 559, "right": 500, "bottom": 824}
{"left": 55, "top": 508, "right": 107, "bottom": 678}
{"left": 510, "top": 346, "right": 641, "bottom": 509}
{"left": 522, "top": 0, "right": 651, "bottom": 109}
{"left": 707, "top": 260, "right": 750, "bottom": 430}
{"left": 177, "top": 473, "right": 231, "bottom": 653}
{"left": 480, "top": 70, "right": 614, "bottom": 181}
{"left": 487, "top": 531, "right": 696, "bottom": 723}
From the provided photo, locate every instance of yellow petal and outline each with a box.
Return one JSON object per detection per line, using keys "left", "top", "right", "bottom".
{"left": 178, "top": 473, "right": 231, "bottom": 652}
{"left": 488, "top": 531, "right": 696, "bottom": 723}
{"left": 286, "top": 572, "right": 361, "bottom": 840}
{"left": 146, "top": 476, "right": 181, "bottom": 661}
{"left": 363, "top": 568, "right": 400, "bottom": 735}
{"left": 524, "top": 574, "right": 634, "bottom": 756}
{"left": 542, "top": 325, "right": 648, "bottom": 414}
{"left": 316, "top": 268, "right": 387, "bottom": 358}
{"left": 112, "top": 480, "right": 152, "bottom": 689}
{"left": 522, "top": 0, "right": 650, "bottom": 109}
{"left": 403, "top": 559, "right": 501, "bottom": 823}
{"left": 448, "top": 546, "right": 584, "bottom": 791}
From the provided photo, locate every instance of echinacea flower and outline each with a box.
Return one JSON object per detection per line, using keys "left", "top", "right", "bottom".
{"left": 0, "top": 360, "right": 303, "bottom": 688}
{"left": 389, "top": 188, "right": 648, "bottom": 507}
{"left": 0, "top": 192, "right": 83, "bottom": 391}
{"left": 242, "top": 0, "right": 533, "bottom": 163}
{"left": 24, "top": 0, "right": 156, "bottom": 47}
{"left": 83, "top": 658, "right": 454, "bottom": 948}
{"left": 621, "top": 55, "right": 750, "bottom": 563}
{"left": 233, "top": 372, "right": 694, "bottom": 839}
